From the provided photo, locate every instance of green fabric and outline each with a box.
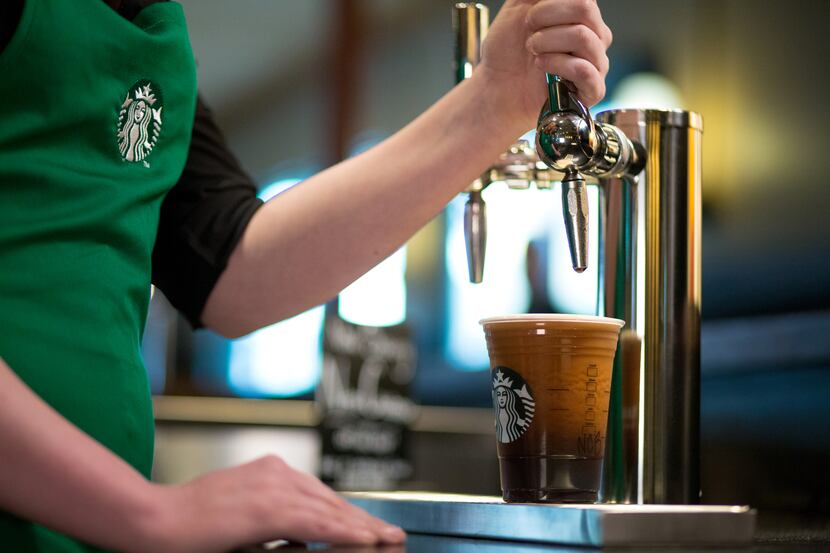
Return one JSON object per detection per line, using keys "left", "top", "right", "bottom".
{"left": 0, "top": 0, "right": 197, "bottom": 550}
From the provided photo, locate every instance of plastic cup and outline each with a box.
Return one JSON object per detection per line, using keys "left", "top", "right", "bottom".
{"left": 480, "top": 314, "right": 624, "bottom": 503}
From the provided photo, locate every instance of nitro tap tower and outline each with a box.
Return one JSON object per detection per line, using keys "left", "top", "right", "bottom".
{"left": 454, "top": 2, "right": 703, "bottom": 505}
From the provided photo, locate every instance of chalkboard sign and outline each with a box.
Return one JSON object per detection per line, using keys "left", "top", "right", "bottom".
{"left": 317, "top": 316, "right": 417, "bottom": 490}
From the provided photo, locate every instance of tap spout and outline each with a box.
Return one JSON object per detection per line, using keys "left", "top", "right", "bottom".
{"left": 560, "top": 168, "right": 589, "bottom": 273}
{"left": 464, "top": 191, "right": 487, "bottom": 283}
{"left": 464, "top": 192, "right": 487, "bottom": 284}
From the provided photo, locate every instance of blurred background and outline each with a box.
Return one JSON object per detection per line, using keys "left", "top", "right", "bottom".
{"left": 145, "top": 0, "right": 830, "bottom": 516}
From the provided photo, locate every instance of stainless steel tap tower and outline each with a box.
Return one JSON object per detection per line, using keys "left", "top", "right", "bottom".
{"left": 454, "top": 2, "right": 702, "bottom": 504}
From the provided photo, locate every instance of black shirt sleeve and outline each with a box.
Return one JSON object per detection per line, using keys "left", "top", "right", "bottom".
{"left": 151, "top": 96, "right": 263, "bottom": 327}
{"left": 0, "top": 1, "right": 23, "bottom": 54}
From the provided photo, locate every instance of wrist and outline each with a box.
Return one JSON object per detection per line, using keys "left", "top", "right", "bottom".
{"left": 466, "top": 67, "right": 536, "bottom": 144}
{"left": 128, "top": 483, "right": 185, "bottom": 553}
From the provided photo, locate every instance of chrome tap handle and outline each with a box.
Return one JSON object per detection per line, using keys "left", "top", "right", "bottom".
{"left": 536, "top": 74, "right": 642, "bottom": 179}
{"left": 453, "top": 3, "right": 488, "bottom": 83}
{"left": 547, "top": 73, "right": 567, "bottom": 111}
{"left": 544, "top": 74, "right": 596, "bottom": 138}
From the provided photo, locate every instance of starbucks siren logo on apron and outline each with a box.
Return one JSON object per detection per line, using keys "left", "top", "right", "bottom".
{"left": 492, "top": 367, "right": 535, "bottom": 443}
{"left": 117, "top": 79, "right": 163, "bottom": 167}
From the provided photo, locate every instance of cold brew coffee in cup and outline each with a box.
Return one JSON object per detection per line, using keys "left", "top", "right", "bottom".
{"left": 480, "top": 314, "right": 624, "bottom": 503}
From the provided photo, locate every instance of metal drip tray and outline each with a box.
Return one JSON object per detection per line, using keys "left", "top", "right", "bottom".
{"left": 345, "top": 492, "right": 756, "bottom": 547}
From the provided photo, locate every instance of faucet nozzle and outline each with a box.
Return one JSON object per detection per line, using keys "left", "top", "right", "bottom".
{"left": 464, "top": 191, "right": 487, "bottom": 283}
{"left": 561, "top": 169, "right": 589, "bottom": 273}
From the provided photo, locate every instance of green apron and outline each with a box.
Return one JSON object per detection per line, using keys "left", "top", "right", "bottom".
{"left": 0, "top": 0, "right": 197, "bottom": 550}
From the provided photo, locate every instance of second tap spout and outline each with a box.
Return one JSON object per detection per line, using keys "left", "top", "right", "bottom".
{"left": 464, "top": 190, "right": 487, "bottom": 283}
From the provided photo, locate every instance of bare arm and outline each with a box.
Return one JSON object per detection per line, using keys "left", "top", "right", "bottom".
{"left": 0, "top": 358, "right": 159, "bottom": 550}
{"left": 201, "top": 0, "right": 613, "bottom": 338}
{"left": 0, "top": 358, "right": 403, "bottom": 551}
{"left": 202, "top": 73, "right": 525, "bottom": 337}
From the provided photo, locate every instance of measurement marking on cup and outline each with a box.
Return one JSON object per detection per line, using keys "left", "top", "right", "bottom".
{"left": 547, "top": 387, "right": 570, "bottom": 392}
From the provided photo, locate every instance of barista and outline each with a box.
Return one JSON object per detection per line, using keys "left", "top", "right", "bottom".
{"left": 0, "top": 0, "right": 612, "bottom": 551}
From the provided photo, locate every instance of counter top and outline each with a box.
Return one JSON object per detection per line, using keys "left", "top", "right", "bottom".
{"left": 343, "top": 492, "right": 755, "bottom": 547}
{"left": 235, "top": 504, "right": 830, "bottom": 553}
{"left": 242, "top": 533, "right": 830, "bottom": 553}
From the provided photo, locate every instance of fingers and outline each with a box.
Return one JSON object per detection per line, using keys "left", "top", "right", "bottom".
{"left": 527, "top": 24, "right": 609, "bottom": 75}
{"left": 340, "top": 500, "right": 406, "bottom": 544}
{"left": 523, "top": 0, "right": 611, "bottom": 107}
{"left": 322, "top": 499, "right": 406, "bottom": 545}
{"left": 283, "top": 465, "right": 405, "bottom": 544}
{"left": 533, "top": 53, "right": 605, "bottom": 106}
{"left": 287, "top": 508, "right": 380, "bottom": 545}
{"left": 283, "top": 494, "right": 405, "bottom": 546}
{"left": 526, "top": 0, "right": 613, "bottom": 47}
{"left": 312, "top": 488, "right": 405, "bottom": 543}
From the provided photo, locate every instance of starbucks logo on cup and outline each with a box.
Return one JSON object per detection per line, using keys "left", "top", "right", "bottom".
{"left": 492, "top": 367, "right": 535, "bottom": 444}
